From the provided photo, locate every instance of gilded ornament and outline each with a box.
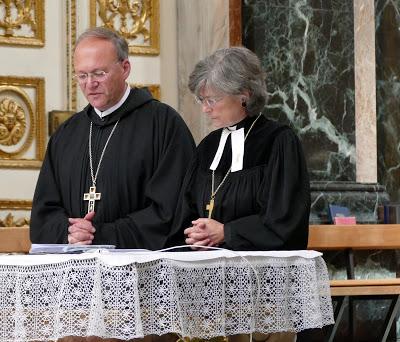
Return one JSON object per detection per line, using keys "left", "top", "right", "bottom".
{"left": 0, "top": 213, "right": 29, "bottom": 227}
{"left": 0, "top": 85, "right": 33, "bottom": 158}
{"left": 0, "top": 199, "right": 32, "bottom": 210}
{"left": 0, "top": 0, "right": 36, "bottom": 36}
{"left": 91, "top": 0, "right": 159, "bottom": 55}
{"left": 66, "top": 0, "right": 77, "bottom": 111}
{"left": 0, "top": 98, "right": 26, "bottom": 146}
{"left": 0, "top": 77, "right": 45, "bottom": 168}
{"left": 0, "top": 0, "right": 44, "bottom": 46}
{"left": 132, "top": 83, "right": 160, "bottom": 100}
{"left": 97, "top": 0, "right": 151, "bottom": 40}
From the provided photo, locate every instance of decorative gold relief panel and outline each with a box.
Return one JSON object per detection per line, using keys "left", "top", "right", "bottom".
{"left": 66, "top": 0, "right": 77, "bottom": 111}
{"left": 131, "top": 83, "right": 160, "bottom": 100}
{"left": 0, "top": 213, "right": 29, "bottom": 227}
{"left": 90, "top": 0, "right": 160, "bottom": 55}
{"left": 0, "top": 77, "right": 45, "bottom": 168}
{"left": 0, "top": 199, "right": 31, "bottom": 227}
{"left": 0, "top": 0, "right": 45, "bottom": 47}
{"left": 48, "top": 110, "right": 75, "bottom": 136}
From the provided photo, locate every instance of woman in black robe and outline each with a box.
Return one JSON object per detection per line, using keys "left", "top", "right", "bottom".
{"left": 170, "top": 46, "right": 310, "bottom": 252}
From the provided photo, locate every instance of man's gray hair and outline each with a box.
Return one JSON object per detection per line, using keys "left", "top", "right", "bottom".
{"left": 75, "top": 27, "right": 129, "bottom": 61}
{"left": 188, "top": 46, "right": 268, "bottom": 116}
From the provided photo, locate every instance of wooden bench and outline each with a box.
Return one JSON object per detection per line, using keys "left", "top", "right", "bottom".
{"left": 0, "top": 226, "right": 30, "bottom": 253}
{"left": 308, "top": 224, "right": 400, "bottom": 342}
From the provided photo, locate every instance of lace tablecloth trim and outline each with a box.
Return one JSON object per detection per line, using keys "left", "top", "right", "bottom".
{"left": 0, "top": 253, "right": 334, "bottom": 341}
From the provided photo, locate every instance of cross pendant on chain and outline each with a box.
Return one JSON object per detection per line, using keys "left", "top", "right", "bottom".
{"left": 83, "top": 186, "right": 101, "bottom": 213}
{"left": 206, "top": 196, "right": 215, "bottom": 219}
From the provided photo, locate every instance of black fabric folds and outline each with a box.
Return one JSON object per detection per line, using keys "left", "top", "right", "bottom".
{"left": 30, "top": 88, "right": 195, "bottom": 249}
{"left": 170, "top": 115, "right": 310, "bottom": 250}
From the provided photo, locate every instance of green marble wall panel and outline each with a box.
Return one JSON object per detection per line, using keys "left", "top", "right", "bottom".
{"left": 242, "top": 1, "right": 397, "bottom": 339}
{"left": 242, "top": 0, "right": 356, "bottom": 181}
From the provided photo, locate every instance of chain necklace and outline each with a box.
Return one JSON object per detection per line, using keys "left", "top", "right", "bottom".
{"left": 206, "top": 113, "right": 262, "bottom": 219}
{"left": 83, "top": 120, "right": 119, "bottom": 213}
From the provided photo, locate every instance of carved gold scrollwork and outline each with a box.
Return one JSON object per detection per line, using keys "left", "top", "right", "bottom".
{"left": 66, "top": 0, "right": 77, "bottom": 111}
{"left": 0, "top": 200, "right": 31, "bottom": 228}
{"left": 0, "top": 199, "right": 32, "bottom": 210}
{"left": 0, "top": 98, "right": 26, "bottom": 146}
{"left": 0, "top": 0, "right": 44, "bottom": 46}
{"left": 98, "top": 0, "right": 151, "bottom": 41}
{"left": 91, "top": 0, "right": 159, "bottom": 55}
{"left": 0, "top": 77, "right": 45, "bottom": 168}
{"left": 0, "top": 0, "right": 36, "bottom": 36}
{"left": 132, "top": 83, "right": 160, "bottom": 100}
{"left": 0, "top": 213, "right": 29, "bottom": 227}
{"left": 0, "top": 85, "right": 33, "bottom": 158}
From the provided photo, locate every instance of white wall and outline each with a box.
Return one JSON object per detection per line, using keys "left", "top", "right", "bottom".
{"left": 160, "top": 0, "right": 179, "bottom": 109}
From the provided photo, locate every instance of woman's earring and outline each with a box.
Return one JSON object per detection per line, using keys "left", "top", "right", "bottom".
{"left": 241, "top": 99, "right": 247, "bottom": 108}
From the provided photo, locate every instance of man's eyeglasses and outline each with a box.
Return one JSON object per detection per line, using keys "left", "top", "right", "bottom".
{"left": 194, "top": 95, "right": 224, "bottom": 108}
{"left": 73, "top": 61, "right": 122, "bottom": 84}
{"left": 73, "top": 70, "right": 109, "bottom": 84}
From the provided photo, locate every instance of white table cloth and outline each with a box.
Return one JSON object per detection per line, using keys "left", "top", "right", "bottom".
{"left": 0, "top": 250, "right": 334, "bottom": 341}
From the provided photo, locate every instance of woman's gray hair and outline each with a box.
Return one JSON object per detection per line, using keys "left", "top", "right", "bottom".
{"left": 75, "top": 27, "right": 129, "bottom": 61}
{"left": 188, "top": 46, "right": 268, "bottom": 116}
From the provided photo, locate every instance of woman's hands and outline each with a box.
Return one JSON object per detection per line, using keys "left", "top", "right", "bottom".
{"left": 184, "top": 218, "right": 224, "bottom": 249}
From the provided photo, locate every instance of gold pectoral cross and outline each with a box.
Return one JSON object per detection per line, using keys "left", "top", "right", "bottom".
{"left": 206, "top": 196, "right": 215, "bottom": 219}
{"left": 83, "top": 186, "right": 101, "bottom": 213}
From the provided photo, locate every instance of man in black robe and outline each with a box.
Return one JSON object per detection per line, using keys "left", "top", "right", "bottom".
{"left": 30, "top": 27, "right": 195, "bottom": 249}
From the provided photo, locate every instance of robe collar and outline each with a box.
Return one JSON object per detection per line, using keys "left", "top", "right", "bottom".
{"left": 210, "top": 115, "right": 261, "bottom": 173}
{"left": 94, "top": 84, "right": 130, "bottom": 119}
{"left": 85, "top": 87, "right": 154, "bottom": 127}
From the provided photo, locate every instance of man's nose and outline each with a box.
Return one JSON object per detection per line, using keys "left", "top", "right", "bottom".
{"left": 85, "top": 77, "right": 100, "bottom": 88}
{"left": 86, "top": 74, "right": 99, "bottom": 84}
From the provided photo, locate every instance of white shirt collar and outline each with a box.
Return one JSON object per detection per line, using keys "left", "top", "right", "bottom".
{"left": 210, "top": 126, "right": 245, "bottom": 173}
{"left": 94, "top": 84, "right": 130, "bottom": 119}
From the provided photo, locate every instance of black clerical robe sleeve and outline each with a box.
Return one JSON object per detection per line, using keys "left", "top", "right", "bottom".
{"left": 30, "top": 134, "right": 70, "bottom": 244}
{"left": 167, "top": 154, "right": 200, "bottom": 247}
{"left": 224, "top": 130, "right": 310, "bottom": 250}
{"left": 91, "top": 110, "right": 195, "bottom": 250}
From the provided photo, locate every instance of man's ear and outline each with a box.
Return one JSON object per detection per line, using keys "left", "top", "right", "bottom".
{"left": 122, "top": 59, "right": 131, "bottom": 79}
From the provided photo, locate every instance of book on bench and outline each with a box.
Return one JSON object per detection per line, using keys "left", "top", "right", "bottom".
{"left": 328, "top": 204, "right": 356, "bottom": 225}
{"left": 378, "top": 204, "right": 400, "bottom": 224}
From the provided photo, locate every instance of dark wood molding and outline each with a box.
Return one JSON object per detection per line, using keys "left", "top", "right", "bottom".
{"left": 229, "top": 0, "right": 242, "bottom": 46}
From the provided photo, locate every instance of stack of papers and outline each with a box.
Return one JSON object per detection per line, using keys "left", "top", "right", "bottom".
{"left": 29, "top": 244, "right": 116, "bottom": 254}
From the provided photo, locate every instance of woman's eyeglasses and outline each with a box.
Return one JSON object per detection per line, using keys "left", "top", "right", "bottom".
{"left": 194, "top": 95, "right": 224, "bottom": 108}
